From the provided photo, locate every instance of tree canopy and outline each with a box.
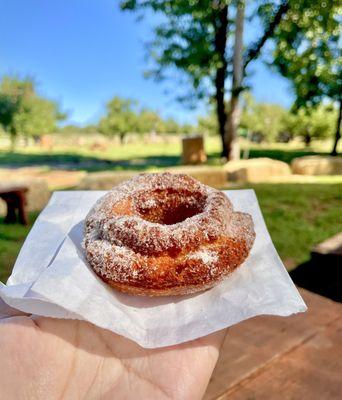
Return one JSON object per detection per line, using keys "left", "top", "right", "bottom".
{"left": 0, "top": 75, "right": 64, "bottom": 148}
{"left": 58, "top": 124, "right": 98, "bottom": 134}
{"left": 120, "top": 0, "right": 294, "bottom": 159}
{"left": 137, "top": 109, "right": 165, "bottom": 134}
{"left": 98, "top": 96, "right": 190, "bottom": 141}
{"left": 240, "top": 94, "right": 288, "bottom": 142}
{"left": 99, "top": 97, "right": 140, "bottom": 143}
{"left": 285, "top": 104, "right": 337, "bottom": 146}
{"left": 197, "top": 95, "right": 338, "bottom": 146}
{"left": 263, "top": 0, "right": 341, "bottom": 153}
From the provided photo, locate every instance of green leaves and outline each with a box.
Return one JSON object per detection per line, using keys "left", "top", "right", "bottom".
{"left": 265, "top": 0, "right": 341, "bottom": 106}
{"left": 98, "top": 95, "right": 189, "bottom": 137}
{"left": 257, "top": 0, "right": 341, "bottom": 152}
{"left": 285, "top": 104, "right": 338, "bottom": 142}
{"left": 121, "top": 0, "right": 232, "bottom": 101}
{"left": 0, "top": 75, "right": 64, "bottom": 142}
{"left": 198, "top": 94, "right": 337, "bottom": 144}
{"left": 99, "top": 97, "right": 139, "bottom": 136}
{"left": 240, "top": 95, "right": 288, "bottom": 141}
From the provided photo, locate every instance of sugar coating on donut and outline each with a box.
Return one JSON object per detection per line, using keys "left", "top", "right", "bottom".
{"left": 188, "top": 249, "right": 219, "bottom": 266}
{"left": 84, "top": 172, "right": 255, "bottom": 296}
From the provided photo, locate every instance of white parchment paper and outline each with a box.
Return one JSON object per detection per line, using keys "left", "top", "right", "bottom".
{"left": 0, "top": 190, "right": 306, "bottom": 348}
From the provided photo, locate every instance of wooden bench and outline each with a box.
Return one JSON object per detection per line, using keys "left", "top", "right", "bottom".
{"left": 0, "top": 186, "right": 28, "bottom": 225}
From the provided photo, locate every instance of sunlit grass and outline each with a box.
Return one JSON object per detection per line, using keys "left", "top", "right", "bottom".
{"left": 250, "top": 183, "right": 342, "bottom": 268}
{"left": 0, "top": 213, "right": 39, "bottom": 282}
{"left": 0, "top": 136, "right": 338, "bottom": 172}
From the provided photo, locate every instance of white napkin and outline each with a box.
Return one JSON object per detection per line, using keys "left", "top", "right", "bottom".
{"left": 0, "top": 190, "right": 306, "bottom": 348}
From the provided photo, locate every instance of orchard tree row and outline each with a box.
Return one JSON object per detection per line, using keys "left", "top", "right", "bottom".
{"left": 0, "top": 76, "right": 194, "bottom": 149}
{"left": 0, "top": 75, "right": 339, "bottom": 150}
{"left": 97, "top": 97, "right": 194, "bottom": 143}
{"left": 199, "top": 94, "right": 339, "bottom": 146}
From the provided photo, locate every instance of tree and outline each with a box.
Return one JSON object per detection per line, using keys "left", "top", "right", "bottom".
{"left": 99, "top": 97, "right": 140, "bottom": 143}
{"left": 0, "top": 76, "right": 64, "bottom": 149}
{"left": 225, "top": 0, "right": 245, "bottom": 159}
{"left": 285, "top": 104, "right": 337, "bottom": 146}
{"left": 121, "top": 0, "right": 291, "bottom": 160}
{"left": 137, "top": 109, "right": 165, "bottom": 134}
{"left": 58, "top": 124, "right": 98, "bottom": 134}
{"left": 239, "top": 94, "right": 289, "bottom": 142}
{"left": 198, "top": 110, "right": 218, "bottom": 136}
{"left": 0, "top": 76, "right": 33, "bottom": 149}
{"left": 15, "top": 96, "right": 62, "bottom": 141}
{"left": 181, "top": 123, "right": 195, "bottom": 135}
{"left": 99, "top": 97, "right": 187, "bottom": 139}
{"left": 263, "top": 0, "right": 341, "bottom": 154}
{"left": 121, "top": 0, "right": 231, "bottom": 155}
{"left": 199, "top": 95, "right": 289, "bottom": 141}
{"left": 163, "top": 118, "right": 181, "bottom": 134}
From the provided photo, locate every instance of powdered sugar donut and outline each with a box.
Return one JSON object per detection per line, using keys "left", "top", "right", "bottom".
{"left": 84, "top": 173, "right": 255, "bottom": 296}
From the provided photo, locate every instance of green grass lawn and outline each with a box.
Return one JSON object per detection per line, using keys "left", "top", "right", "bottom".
{"left": 0, "top": 137, "right": 337, "bottom": 172}
{"left": 1, "top": 182, "right": 341, "bottom": 282}
{"left": 0, "top": 212, "right": 38, "bottom": 282}
{"left": 251, "top": 183, "right": 342, "bottom": 269}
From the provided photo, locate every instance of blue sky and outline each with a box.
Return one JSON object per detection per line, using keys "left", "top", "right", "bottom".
{"left": 0, "top": 0, "right": 294, "bottom": 125}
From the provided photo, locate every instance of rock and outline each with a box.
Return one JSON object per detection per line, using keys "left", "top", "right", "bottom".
{"left": 0, "top": 166, "right": 47, "bottom": 177}
{"left": 291, "top": 156, "right": 342, "bottom": 175}
{"left": 166, "top": 165, "right": 227, "bottom": 188}
{"left": 224, "top": 157, "right": 291, "bottom": 183}
{"left": 0, "top": 167, "right": 86, "bottom": 190}
{"left": 0, "top": 178, "right": 50, "bottom": 216}
{"left": 77, "top": 171, "right": 137, "bottom": 190}
{"left": 37, "top": 170, "right": 86, "bottom": 190}
{"left": 181, "top": 135, "right": 207, "bottom": 165}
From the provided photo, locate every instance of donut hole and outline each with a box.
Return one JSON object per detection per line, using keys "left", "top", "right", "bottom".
{"left": 158, "top": 201, "right": 203, "bottom": 225}
{"left": 136, "top": 189, "right": 207, "bottom": 225}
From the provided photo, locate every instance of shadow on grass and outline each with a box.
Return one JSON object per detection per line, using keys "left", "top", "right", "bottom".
{"left": 0, "top": 149, "right": 224, "bottom": 171}
{"left": 0, "top": 151, "right": 183, "bottom": 171}
{"left": 0, "top": 147, "right": 333, "bottom": 172}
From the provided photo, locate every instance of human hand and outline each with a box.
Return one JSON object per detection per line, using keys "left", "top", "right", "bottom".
{"left": 0, "top": 316, "right": 226, "bottom": 399}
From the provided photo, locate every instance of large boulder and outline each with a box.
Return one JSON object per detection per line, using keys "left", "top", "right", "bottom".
{"left": 0, "top": 167, "right": 86, "bottom": 190}
{"left": 166, "top": 165, "right": 227, "bottom": 188}
{"left": 291, "top": 156, "right": 342, "bottom": 175}
{"left": 0, "top": 178, "right": 50, "bottom": 216}
{"left": 224, "top": 157, "right": 291, "bottom": 183}
{"left": 77, "top": 171, "right": 137, "bottom": 190}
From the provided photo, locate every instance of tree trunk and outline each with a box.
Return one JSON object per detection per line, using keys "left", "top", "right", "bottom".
{"left": 213, "top": 2, "right": 229, "bottom": 158}
{"left": 331, "top": 99, "right": 341, "bottom": 156}
{"left": 9, "top": 128, "right": 16, "bottom": 152}
{"left": 119, "top": 132, "right": 126, "bottom": 144}
{"left": 304, "top": 132, "right": 311, "bottom": 147}
{"left": 225, "top": 0, "right": 245, "bottom": 161}
{"left": 215, "top": 75, "right": 228, "bottom": 158}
